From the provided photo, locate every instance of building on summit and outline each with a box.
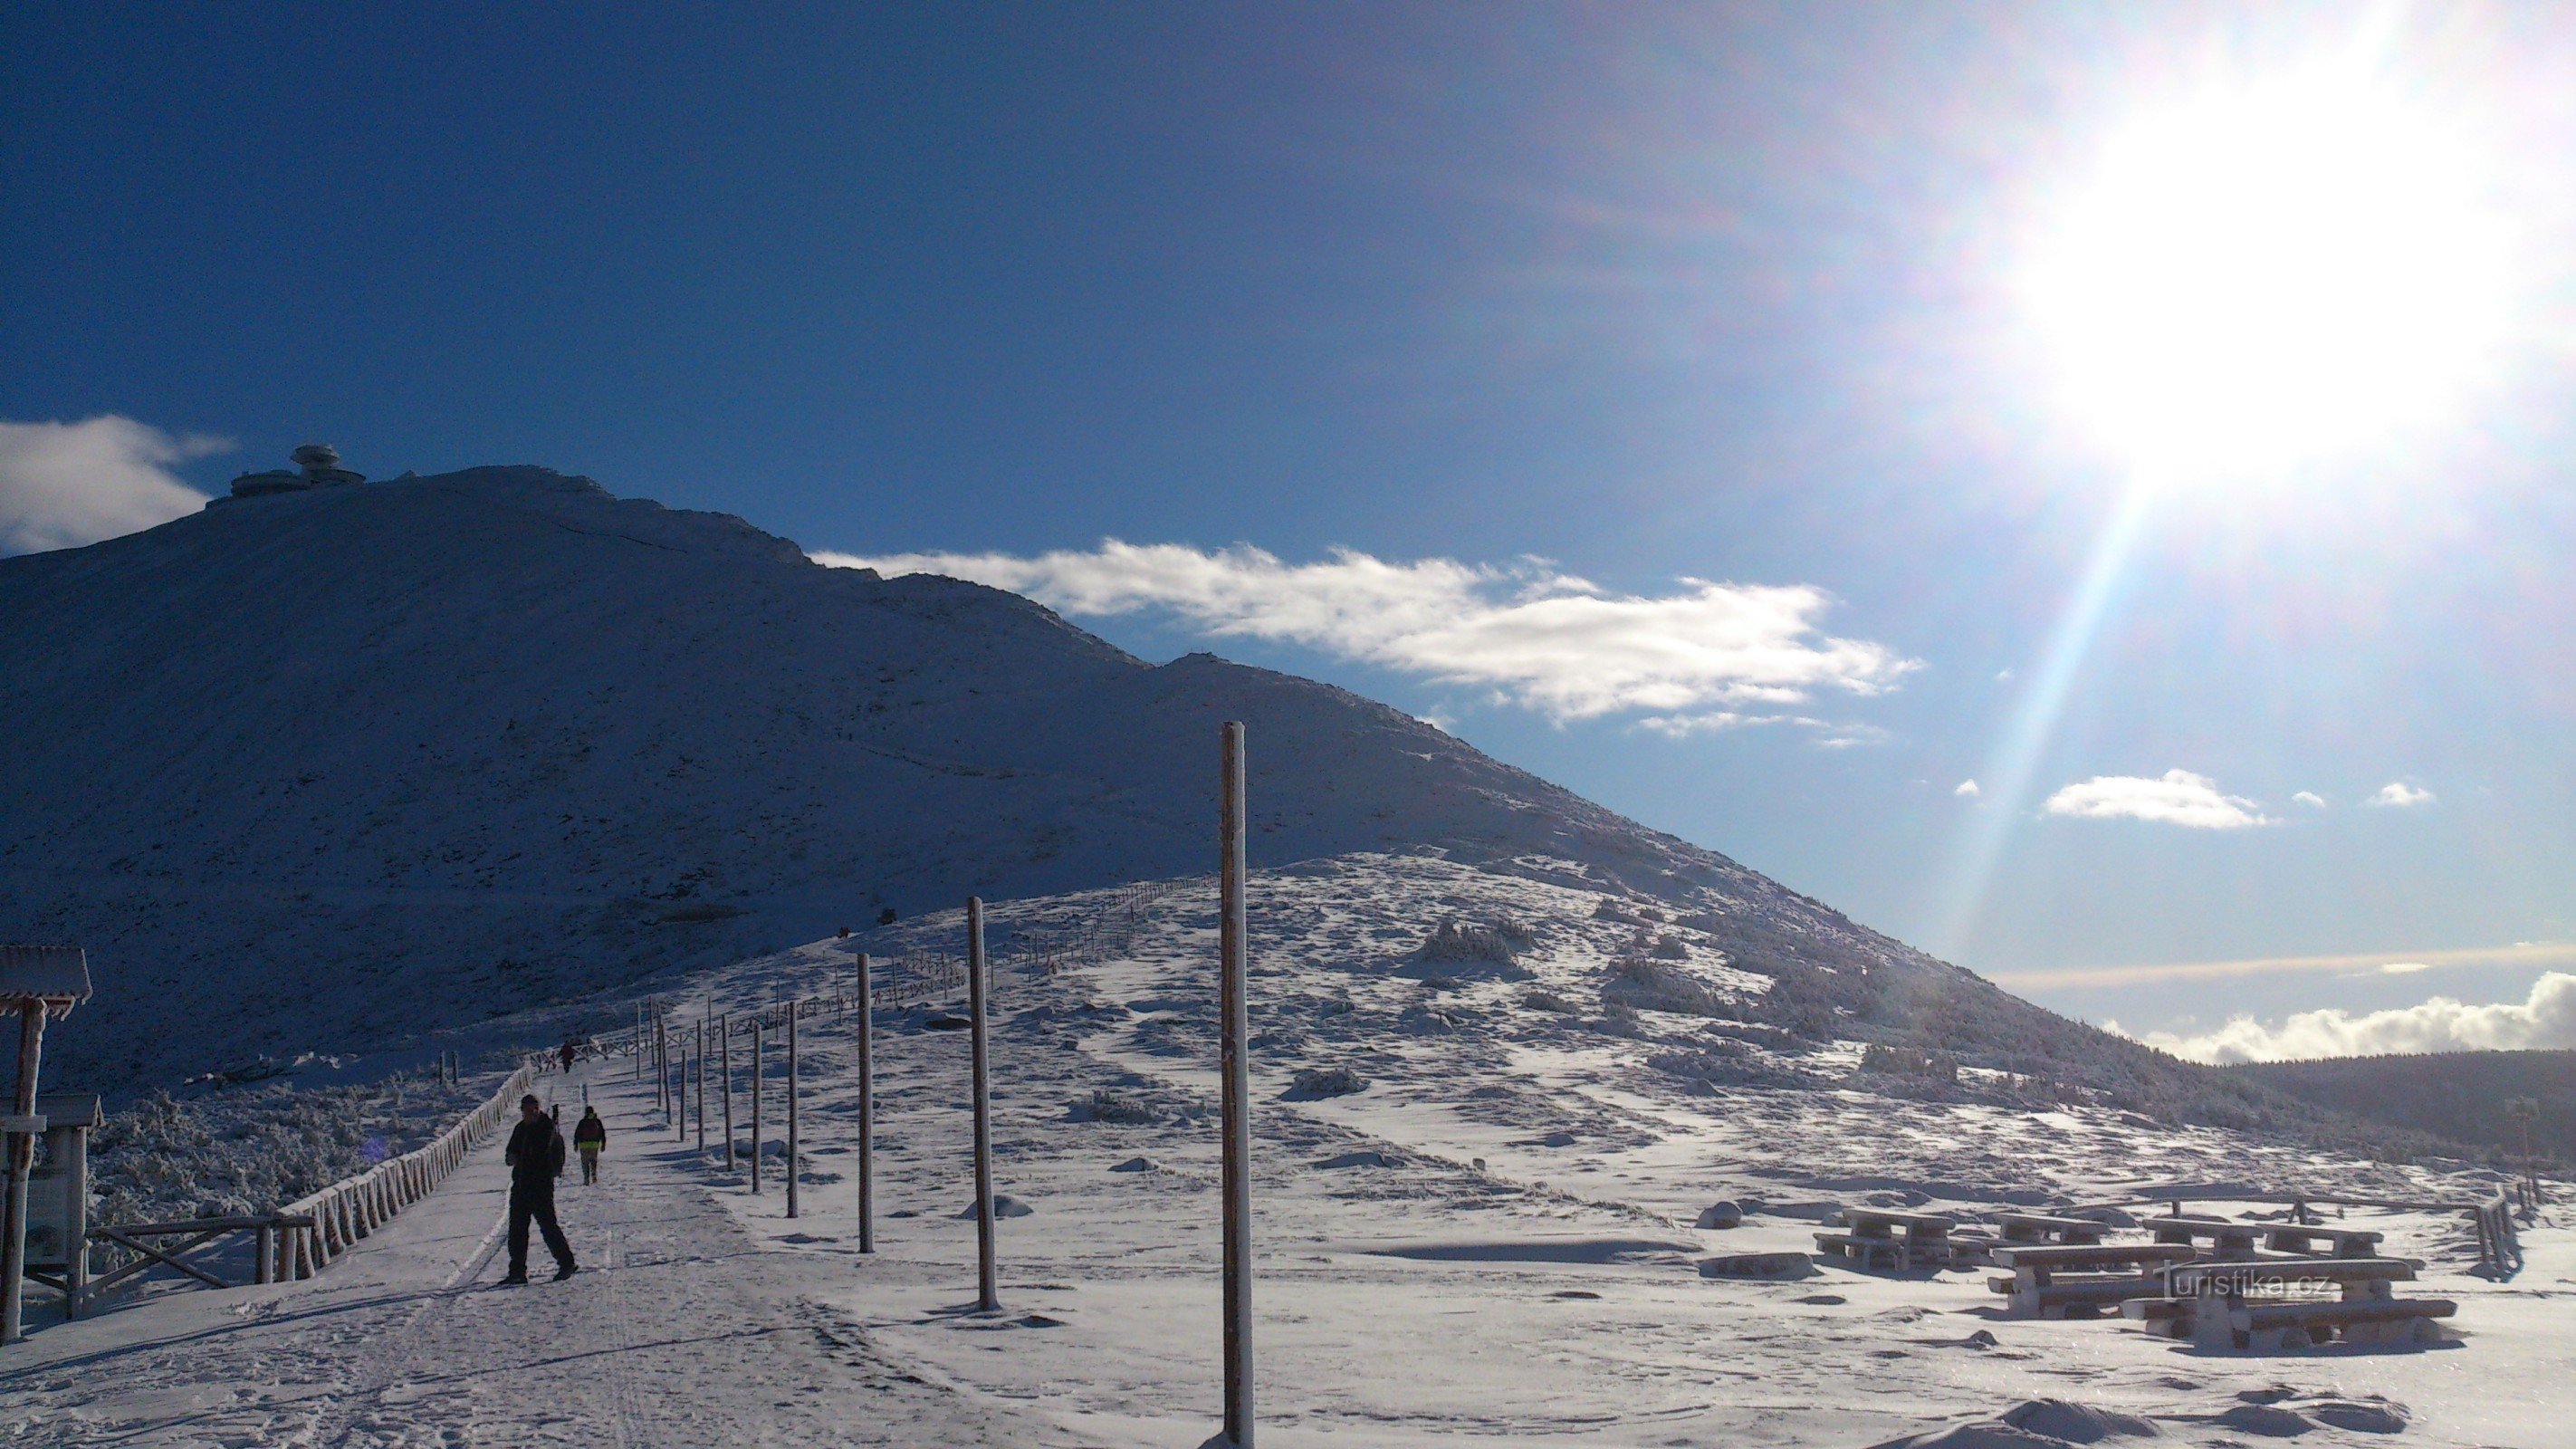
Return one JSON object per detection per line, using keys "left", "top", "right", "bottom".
{"left": 225, "top": 444, "right": 365, "bottom": 500}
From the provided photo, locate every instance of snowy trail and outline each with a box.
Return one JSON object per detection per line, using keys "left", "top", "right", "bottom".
{"left": 0, "top": 1063, "right": 1053, "bottom": 1448}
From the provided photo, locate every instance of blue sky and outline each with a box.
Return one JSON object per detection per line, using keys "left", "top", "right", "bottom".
{"left": 5, "top": 3, "right": 2571, "bottom": 1057}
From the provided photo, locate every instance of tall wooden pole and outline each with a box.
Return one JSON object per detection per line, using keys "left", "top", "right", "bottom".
{"left": 694, "top": 1019, "right": 706, "bottom": 1149}
{"left": 968, "top": 897, "right": 997, "bottom": 1311}
{"left": 656, "top": 1007, "right": 669, "bottom": 1118}
{"left": 785, "top": 1002, "right": 801, "bottom": 1218}
{"left": 857, "top": 950, "right": 874, "bottom": 1253}
{"left": 634, "top": 1004, "right": 644, "bottom": 1081}
{"left": 720, "top": 1014, "right": 735, "bottom": 1171}
{"left": 2, "top": 1005, "right": 47, "bottom": 1346}
{"left": 750, "top": 1018, "right": 764, "bottom": 1194}
{"left": 1219, "top": 720, "right": 1255, "bottom": 1448}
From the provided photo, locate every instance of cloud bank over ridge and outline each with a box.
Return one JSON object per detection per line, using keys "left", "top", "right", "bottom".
{"left": 2130, "top": 971, "right": 2576, "bottom": 1062}
{"left": 0, "top": 416, "right": 224, "bottom": 555}
{"left": 819, "top": 540, "right": 1916, "bottom": 724}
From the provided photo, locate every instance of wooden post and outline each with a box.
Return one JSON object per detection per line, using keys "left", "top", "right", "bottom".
{"left": 968, "top": 897, "right": 997, "bottom": 1311}
{"left": 3, "top": 1004, "right": 47, "bottom": 1345}
{"left": 635, "top": 1005, "right": 644, "bottom": 1082}
{"left": 721, "top": 1014, "right": 735, "bottom": 1172}
{"left": 750, "top": 1019, "right": 764, "bottom": 1194}
{"left": 786, "top": 1003, "right": 801, "bottom": 1219}
{"left": 1218, "top": 720, "right": 1255, "bottom": 1447}
{"left": 857, "top": 950, "right": 874, "bottom": 1253}
{"left": 694, "top": 1019, "right": 706, "bottom": 1149}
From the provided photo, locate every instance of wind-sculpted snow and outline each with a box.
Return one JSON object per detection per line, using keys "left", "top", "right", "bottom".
{"left": 1, "top": 465, "right": 1929, "bottom": 1090}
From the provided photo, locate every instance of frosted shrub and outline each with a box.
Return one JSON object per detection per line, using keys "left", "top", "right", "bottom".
{"left": 1600, "top": 956, "right": 1731, "bottom": 1018}
{"left": 1290, "top": 1066, "right": 1369, "bottom": 1099}
{"left": 1084, "top": 1089, "right": 1157, "bottom": 1124}
{"left": 1419, "top": 919, "right": 1518, "bottom": 966}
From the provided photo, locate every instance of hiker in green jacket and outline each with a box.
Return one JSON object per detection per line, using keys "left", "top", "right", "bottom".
{"left": 573, "top": 1105, "right": 608, "bottom": 1185}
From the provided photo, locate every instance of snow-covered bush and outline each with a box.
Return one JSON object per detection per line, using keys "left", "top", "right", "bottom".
{"left": 1081, "top": 1089, "right": 1157, "bottom": 1124}
{"left": 1290, "top": 1066, "right": 1369, "bottom": 1099}
{"left": 1601, "top": 956, "right": 1732, "bottom": 1018}
{"left": 1420, "top": 919, "right": 1517, "bottom": 965}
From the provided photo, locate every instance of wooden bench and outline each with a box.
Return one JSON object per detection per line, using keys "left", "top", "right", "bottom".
{"left": 1985, "top": 1274, "right": 2163, "bottom": 1319}
{"left": 1812, "top": 1233, "right": 1907, "bottom": 1271}
{"left": 2160, "top": 1257, "right": 2414, "bottom": 1300}
{"left": 2124, "top": 1291, "right": 2452, "bottom": 1349}
{"left": 1987, "top": 1243, "right": 2196, "bottom": 1318}
{"left": 2148, "top": 1215, "right": 2263, "bottom": 1259}
{"left": 1995, "top": 1213, "right": 2106, "bottom": 1245}
{"left": 2263, "top": 1224, "right": 2384, "bottom": 1258}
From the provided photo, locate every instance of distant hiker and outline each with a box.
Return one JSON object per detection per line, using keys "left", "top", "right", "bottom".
{"left": 501, "top": 1094, "right": 579, "bottom": 1283}
{"left": 559, "top": 1039, "right": 579, "bottom": 1072}
{"left": 573, "top": 1106, "right": 608, "bottom": 1185}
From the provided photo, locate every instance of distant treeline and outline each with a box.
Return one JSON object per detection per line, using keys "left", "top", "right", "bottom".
{"left": 2226, "top": 1050, "right": 2576, "bottom": 1168}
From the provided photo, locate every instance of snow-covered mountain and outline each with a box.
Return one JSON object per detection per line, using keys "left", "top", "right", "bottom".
{"left": 0, "top": 466, "right": 2361, "bottom": 1143}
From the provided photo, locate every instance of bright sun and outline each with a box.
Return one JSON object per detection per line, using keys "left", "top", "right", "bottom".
{"left": 2019, "top": 63, "right": 2517, "bottom": 480}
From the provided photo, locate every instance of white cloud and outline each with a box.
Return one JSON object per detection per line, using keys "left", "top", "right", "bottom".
{"left": 2041, "top": 768, "right": 2274, "bottom": 830}
{"left": 2366, "top": 781, "right": 2436, "bottom": 808}
{"left": 2291, "top": 791, "right": 2327, "bottom": 808}
{"left": 2377, "top": 961, "right": 2434, "bottom": 974}
{"left": 2140, "top": 971, "right": 2576, "bottom": 1062}
{"left": 0, "top": 416, "right": 225, "bottom": 555}
{"left": 822, "top": 541, "right": 1918, "bottom": 723}
{"left": 1954, "top": 779, "right": 1982, "bottom": 798}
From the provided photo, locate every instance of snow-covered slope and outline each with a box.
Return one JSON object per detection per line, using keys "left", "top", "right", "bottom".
{"left": 0, "top": 466, "right": 1920, "bottom": 1089}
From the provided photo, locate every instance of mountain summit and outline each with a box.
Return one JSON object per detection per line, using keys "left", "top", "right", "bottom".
{"left": 0, "top": 465, "right": 1871, "bottom": 1082}
{"left": 4, "top": 465, "right": 2332, "bottom": 1151}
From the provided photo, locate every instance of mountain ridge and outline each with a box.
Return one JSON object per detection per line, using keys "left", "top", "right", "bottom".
{"left": 0, "top": 465, "right": 2475, "bottom": 1166}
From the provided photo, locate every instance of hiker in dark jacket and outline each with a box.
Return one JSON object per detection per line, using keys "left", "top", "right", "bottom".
{"left": 572, "top": 1106, "right": 608, "bottom": 1185}
{"left": 501, "top": 1094, "right": 578, "bottom": 1282}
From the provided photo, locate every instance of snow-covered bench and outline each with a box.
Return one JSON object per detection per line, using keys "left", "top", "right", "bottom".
{"left": 2124, "top": 1258, "right": 2448, "bottom": 1349}
{"left": 1995, "top": 1213, "right": 2106, "bottom": 1245}
{"left": 2264, "top": 1223, "right": 2384, "bottom": 1258}
{"left": 1985, "top": 1243, "right": 2196, "bottom": 1318}
{"left": 2147, "top": 1214, "right": 2263, "bottom": 1259}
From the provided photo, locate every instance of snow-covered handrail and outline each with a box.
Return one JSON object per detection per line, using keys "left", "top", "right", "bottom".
{"left": 268, "top": 1051, "right": 551, "bottom": 1281}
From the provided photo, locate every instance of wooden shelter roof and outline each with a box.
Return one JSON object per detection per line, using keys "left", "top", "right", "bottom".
{"left": 0, "top": 944, "right": 91, "bottom": 1008}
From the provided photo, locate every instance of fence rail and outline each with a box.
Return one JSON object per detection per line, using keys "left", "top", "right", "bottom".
{"left": 266, "top": 1052, "right": 550, "bottom": 1283}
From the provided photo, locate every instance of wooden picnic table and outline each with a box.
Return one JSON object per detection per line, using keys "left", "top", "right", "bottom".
{"left": 1985, "top": 1243, "right": 2196, "bottom": 1318}
{"left": 2147, "top": 1215, "right": 2263, "bottom": 1258}
{"left": 1995, "top": 1213, "right": 2106, "bottom": 1245}
{"left": 2160, "top": 1256, "right": 2414, "bottom": 1300}
{"left": 2125, "top": 1258, "right": 2450, "bottom": 1351}
{"left": 1814, "top": 1207, "right": 1961, "bottom": 1271}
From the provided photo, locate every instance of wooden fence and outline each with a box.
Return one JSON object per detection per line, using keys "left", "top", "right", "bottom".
{"left": 264, "top": 1051, "right": 551, "bottom": 1282}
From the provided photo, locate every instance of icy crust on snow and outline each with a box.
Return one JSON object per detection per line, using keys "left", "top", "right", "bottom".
{"left": 622, "top": 853, "right": 2569, "bottom": 1447}
{"left": 2, "top": 465, "right": 1870, "bottom": 1089}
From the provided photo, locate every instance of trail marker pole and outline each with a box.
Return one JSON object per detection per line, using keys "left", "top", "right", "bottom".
{"left": 1218, "top": 719, "right": 1255, "bottom": 1448}
{"left": 968, "top": 897, "right": 997, "bottom": 1311}
{"left": 750, "top": 1019, "right": 764, "bottom": 1194}
{"left": 786, "top": 1002, "right": 801, "bottom": 1218}
{"left": 694, "top": 1020, "right": 706, "bottom": 1149}
{"left": 857, "top": 950, "right": 874, "bottom": 1252}
{"left": 720, "top": 1014, "right": 735, "bottom": 1171}
{"left": 656, "top": 1008, "right": 668, "bottom": 1118}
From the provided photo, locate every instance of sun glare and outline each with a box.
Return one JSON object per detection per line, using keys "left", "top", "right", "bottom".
{"left": 2020, "top": 63, "right": 2517, "bottom": 481}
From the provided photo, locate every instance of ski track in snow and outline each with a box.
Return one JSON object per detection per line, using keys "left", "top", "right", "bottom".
{"left": 7, "top": 853, "right": 2573, "bottom": 1447}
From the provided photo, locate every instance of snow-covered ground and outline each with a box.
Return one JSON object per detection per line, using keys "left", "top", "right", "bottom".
{"left": 9, "top": 853, "right": 2569, "bottom": 1447}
